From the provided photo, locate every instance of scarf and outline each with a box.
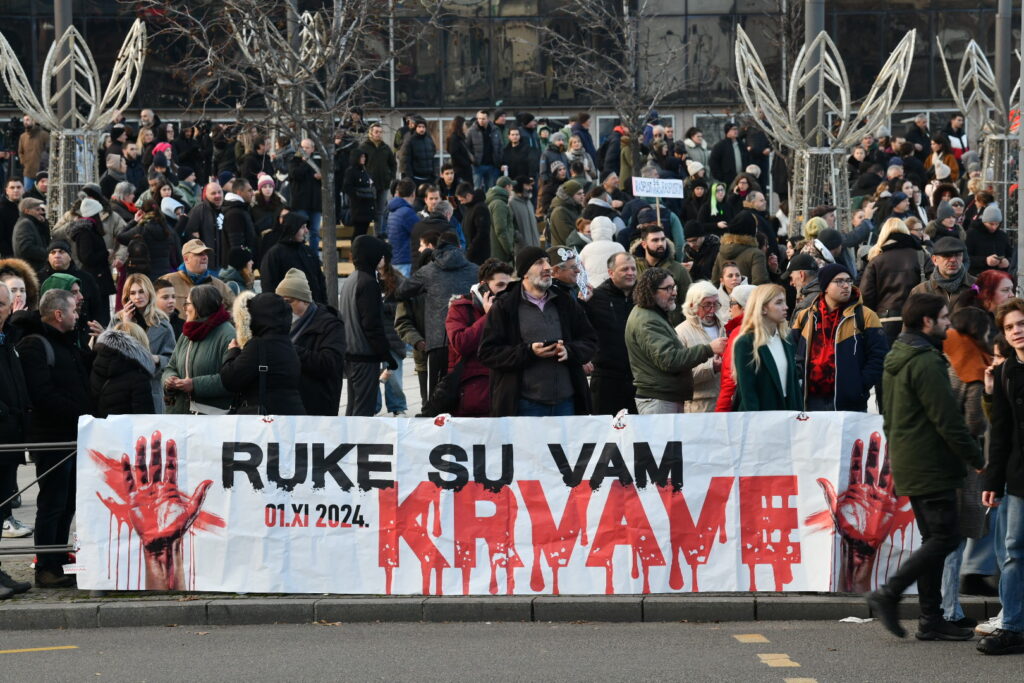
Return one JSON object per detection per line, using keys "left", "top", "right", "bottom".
{"left": 932, "top": 264, "right": 967, "bottom": 293}
{"left": 120, "top": 199, "right": 138, "bottom": 214}
{"left": 178, "top": 263, "right": 215, "bottom": 285}
{"left": 944, "top": 329, "right": 990, "bottom": 384}
{"left": 182, "top": 306, "right": 230, "bottom": 341}
{"left": 289, "top": 303, "right": 318, "bottom": 342}
{"left": 807, "top": 296, "right": 843, "bottom": 398}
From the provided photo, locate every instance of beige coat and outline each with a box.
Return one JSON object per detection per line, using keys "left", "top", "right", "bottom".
{"left": 168, "top": 269, "right": 235, "bottom": 316}
{"left": 675, "top": 316, "right": 724, "bottom": 413}
{"left": 18, "top": 127, "right": 49, "bottom": 177}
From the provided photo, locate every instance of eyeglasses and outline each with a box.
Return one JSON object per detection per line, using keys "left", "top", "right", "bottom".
{"left": 698, "top": 301, "right": 721, "bottom": 311}
{"left": 657, "top": 284, "right": 678, "bottom": 292}
{"left": 830, "top": 278, "right": 854, "bottom": 287}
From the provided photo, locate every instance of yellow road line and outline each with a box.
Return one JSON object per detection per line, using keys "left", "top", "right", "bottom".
{"left": 758, "top": 653, "right": 800, "bottom": 668}
{"left": 733, "top": 633, "right": 769, "bottom": 643}
{"left": 0, "top": 645, "right": 79, "bottom": 654}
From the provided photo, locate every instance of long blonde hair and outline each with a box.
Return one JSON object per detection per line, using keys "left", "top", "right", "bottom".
{"left": 122, "top": 273, "right": 168, "bottom": 328}
{"left": 731, "top": 284, "right": 789, "bottom": 378}
{"left": 867, "top": 217, "right": 909, "bottom": 261}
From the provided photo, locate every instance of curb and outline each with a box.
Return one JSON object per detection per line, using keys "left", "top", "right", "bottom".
{"left": 0, "top": 595, "right": 999, "bottom": 631}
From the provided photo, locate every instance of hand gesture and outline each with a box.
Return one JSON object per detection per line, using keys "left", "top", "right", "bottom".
{"left": 481, "top": 290, "right": 495, "bottom": 314}
{"left": 93, "top": 432, "right": 215, "bottom": 590}
{"left": 118, "top": 301, "right": 136, "bottom": 324}
{"left": 531, "top": 341, "right": 559, "bottom": 358}
{"left": 806, "top": 433, "right": 914, "bottom": 593}
{"left": 709, "top": 337, "right": 728, "bottom": 355}
{"left": 987, "top": 255, "right": 1001, "bottom": 267}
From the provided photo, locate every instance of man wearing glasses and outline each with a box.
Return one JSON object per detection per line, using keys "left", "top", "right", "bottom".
{"left": 791, "top": 263, "right": 889, "bottom": 411}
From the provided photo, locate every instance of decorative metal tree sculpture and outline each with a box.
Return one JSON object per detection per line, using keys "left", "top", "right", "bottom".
{"left": 0, "top": 20, "right": 147, "bottom": 222}
{"left": 734, "top": 27, "right": 916, "bottom": 236}
{"left": 938, "top": 39, "right": 1020, "bottom": 234}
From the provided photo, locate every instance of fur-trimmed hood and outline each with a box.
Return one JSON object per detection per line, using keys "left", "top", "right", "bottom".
{"left": 95, "top": 329, "right": 154, "bottom": 376}
{"left": 721, "top": 233, "right": 758, "bottom": 248}
{"left": 0, "top": 257, "right": 41, "bottom": 309}
{"left": 232, "top": 290, "right": 256, "bottom": 348}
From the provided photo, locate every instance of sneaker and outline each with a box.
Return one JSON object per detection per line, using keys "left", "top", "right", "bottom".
{"left": 1, "top": 516, "right": 33, "bottom": 538}
{"left": 976, "top": 616, "right": 1003, "bottom": 635}
{"left": 915, "top": 619, "right": 975, "bottom": 641}
{"left": 977, "top": 629, "right": 1024, "bottom": 655}
{"left": 0, "top": 568, "right": 31, "bottom": 595}
{"left": 866, "top": 589, "right": 906, "bottom": 638}
{"left": 34, "top": 568, "right": 75, "bottom": 589}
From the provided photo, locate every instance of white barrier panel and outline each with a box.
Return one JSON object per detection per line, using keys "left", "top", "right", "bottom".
{"left": 75, "top": 412, "right": 917, "bottom": 595}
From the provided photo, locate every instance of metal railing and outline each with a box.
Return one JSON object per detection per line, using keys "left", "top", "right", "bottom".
{"left": 0, "top": 441, "right": 76, "bottom": 557}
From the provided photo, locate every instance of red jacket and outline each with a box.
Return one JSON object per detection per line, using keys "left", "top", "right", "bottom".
{"left": 445, "top": 293, "right": 491, "bottom": 417}
{"left": 714, "top": 316, "right": 744, "bottom": 412}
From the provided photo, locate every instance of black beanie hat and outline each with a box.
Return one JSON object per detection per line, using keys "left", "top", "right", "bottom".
{"left": 683, "top": 220, "right": 706, "bottom": 240}
{"left": 228, "top": 246, "right": 253, "bottom": 271}
{"left": 516, "top": 246, "right": 549, "bottom": 279}
{"left": 818, "top": 263, "right": 851, "bottom": 292}
{"left": 726, "top": 210, "right": 757, "bottom": 236}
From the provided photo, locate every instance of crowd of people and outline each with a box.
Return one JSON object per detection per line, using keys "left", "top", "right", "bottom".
{"left": 0, "top": 107, "right": 1021, "bottom": 655}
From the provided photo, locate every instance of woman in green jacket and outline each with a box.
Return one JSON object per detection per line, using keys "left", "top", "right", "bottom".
{"left": 162, "top": 283, "right": 235, "bottom": 414}
{"left": 732, "top": 283, "right": 802, "bottom": 411}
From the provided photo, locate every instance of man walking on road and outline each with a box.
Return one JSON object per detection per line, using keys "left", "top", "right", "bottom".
{"left": 867, "top": 292, "right": 983, "bottom": 641}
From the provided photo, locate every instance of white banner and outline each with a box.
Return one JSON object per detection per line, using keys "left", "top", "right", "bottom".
{"left": 631, "top": 176, "right": 685, "bottom": 198}
{"left": 75, "top": 412, "right": 918, "bottom": 595}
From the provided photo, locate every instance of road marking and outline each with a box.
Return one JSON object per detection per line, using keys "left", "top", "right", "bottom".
{"left": 733, "top": 634, "right": 769, "bottom": 643}
{"left": 784, "top": 679, "right": 818, "bottom": 683}
{"left": 758, "top": 653, "right": 800, "bottom": 667}
{"left": 0, "top": 646, "right": 79, "bottom": 654}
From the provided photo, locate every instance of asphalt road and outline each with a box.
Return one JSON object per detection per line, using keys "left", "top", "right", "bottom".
{"left": 0, "top": 620, "right": 1018, "bottom": 682}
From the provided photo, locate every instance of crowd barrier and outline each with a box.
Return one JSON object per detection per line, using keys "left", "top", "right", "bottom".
{"left": 75, "top": 412, "right": 918, "bottom": 595}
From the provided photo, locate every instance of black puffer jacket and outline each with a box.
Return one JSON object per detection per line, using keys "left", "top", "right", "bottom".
{"left": 402, "top": 132, "right": 437, "bottom": 181}
{"left": 117, "top": 214, "right": 180, "bottom": 281}
{"left": 221, "top": 196, "right": 259, "bottom": 263}
{"left": 69, "top": 216, "right": 115, "bottom": 295}
{"left": 260, "top": 215, "right": 328, "bottom": 304}
{"left": 582, "top": 278, "right": 634, "bottom": 381}
{"left": 0, "top": 328, "right": 30, "bottom": 454}
{"left": 14, "top": 312, "right": 94, "bottom": 442}
{"left": 860, "top": 232, "right": 924, "bottom": 316}
{"left": 220, "top": 293, "right": 306, "bottom": 415}
{"left": 291, "top": 303, "right": 347, "bottom": 416}
{"left": 90, "top": 329, "right": 156, "bottom": 416}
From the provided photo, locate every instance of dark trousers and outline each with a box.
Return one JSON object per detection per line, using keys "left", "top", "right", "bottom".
{"left": 346, "top": 361, "right": 380, "bottom": 416}
{"left": 417, "top": 371, "right": 428, "bottom": 405}
{"left": 425, "top": 347, "right": 449, "bottom": 399}
{"left": 590, "top": 374, "right": 637, "bottom": 415}
{"left": 0, "top": 462, "right": 18, "bottom": 521}
{"left": 33, "top": 450, "right": 76, "bottom": 571}
{"left": 882, "top": 489, "right": 961, "bottom": 623}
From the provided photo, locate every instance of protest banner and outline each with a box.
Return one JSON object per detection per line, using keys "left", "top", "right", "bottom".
{"left": 631, "top": 176, "right": 684, "bottom": 198}
{"left": 75, "top": 412, "right": 916, "bottom": 595}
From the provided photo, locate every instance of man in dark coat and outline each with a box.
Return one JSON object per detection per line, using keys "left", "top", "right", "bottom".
{"left": 479, "top": 246, "right": 598, "bottom": 417}
{"left": 583, "top": 252, "right": 637, "bottom": 415}
{"left": 683, "top": 220, "right": 720, "bottom": 283}
{"left": 184, "top": 182, "right": 225, "bottom": 268}
{"left": 287, "top": 139, "right": 323, "bottom": 253}
{"left": 38, "top": 240, "right": 107, "bottom": 330}
{"left": 458, "top": 186, "right": 491, "bottom": 266}
{"left": 466, "top": 109, "right": 504, "bottom": 189}
{"left": 221, "top": 178, "right": 258, "bottom": 263}
{"left": 401, "top": 117, "right": 438, "bottom": 185}
{"left": 0, "top": 178, "right": 23, "bottom": 258}
{"left": 14, "top": 289, "right": 94, "bottom": 588}
{"left": 260, "top": 213, "right": 327, "bottom": 305}
{"left": 11, "top": 198, "right": 50, "bottom": 276}
{"left": 0, "top": 280, "right": 33, "bottom": 598}
{"left": 357, "top": 123, "right": 397, "bottom": 231}
{"left": 239, "top": 137, "right": 274, "bottom": 188}
{"left": 277, "top": 269, "right": 346, "bottom": 416}
{"left": 709, "top": 122, "right": 749, "bottom": 187}
{"left": 396, "top": 233, "right": 478, "bottom": 396}
{"left": 338, "top": 235, "right": 397, "bottom": 416}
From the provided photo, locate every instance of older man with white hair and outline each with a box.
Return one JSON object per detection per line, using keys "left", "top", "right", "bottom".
{"left": 675, "top": 281, "right": 726, "bottom": 413}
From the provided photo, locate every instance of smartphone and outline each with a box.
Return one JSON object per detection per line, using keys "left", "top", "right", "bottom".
{"left": 479, "top": 282, "right": 491, "bottom": 296}
{"left": 540, "top": 339, "right": 560, "bottom": 347}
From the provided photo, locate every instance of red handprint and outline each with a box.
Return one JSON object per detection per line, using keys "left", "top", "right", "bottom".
{"left": 91, "top": 431, "right": 224, "bottom": 590}
{"left": 805, "top": 432, "right": 915, "bottom": 593}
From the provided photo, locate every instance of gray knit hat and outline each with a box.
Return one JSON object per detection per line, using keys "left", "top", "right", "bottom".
{"left": 275, "top": 268, "right": 312, "bottom": 303}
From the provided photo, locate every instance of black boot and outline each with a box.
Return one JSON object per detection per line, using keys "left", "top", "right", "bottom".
{"left": 866, "top": 589, "right": 906, "bottom": 638}
{"left": 977, "top": 629, "right": 1024, "bottom": 655}
{"left": 34, "top": 568, "right": 75, "bottom": 589}
{"left": 0, "top": 567, "right": 31, "bottom": 595}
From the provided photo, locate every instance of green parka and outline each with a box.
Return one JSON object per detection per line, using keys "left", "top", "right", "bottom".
{"left": 625, "top": 305, "right": 712, "bottom": 404}
{"left": 162, "top": 320, "right": 235, "bottom": 414}
{"left": 881, "top": 332, "right": 983, "bottom": 496}
{"left": 487, "top": 185, "right": 515, "bottom": 263}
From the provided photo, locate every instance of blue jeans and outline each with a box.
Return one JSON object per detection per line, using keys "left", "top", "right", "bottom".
{"left": 394, "top": 263, "right": 411, "bottom": 277}
{"left": 963, "top": 528, "right": 997, "bottom": 576}
{"left": 292, "top": 210, "right": 323, "bottom": 254}
{"left": 998, "top": 493, "right": 1024, "bottom": 631}
{"left": 375, "top": 350, "right": 407, "bottom": 415}
{"left": 473, "top": 165, "right": 500, "bottom": 190}
{"left": 941, "top": 539, "right": 967, "bottom": 621}
{"left": 22, "top": 176, "right": 34, "bottom": 192}
{"left": 517, "top": 397, "right": 573, "bottom": 417}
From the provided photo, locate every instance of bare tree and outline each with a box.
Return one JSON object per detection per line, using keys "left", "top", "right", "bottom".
{"left": 133, "top": 0, "right": 438, "bottom": 304}
{"left": 533, "top": 0, "right": 688, "bottom": 176}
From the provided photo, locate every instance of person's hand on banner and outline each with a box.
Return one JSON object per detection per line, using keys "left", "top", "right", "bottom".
{"left": 92, "top": 431, "right": 220, "bottom": 590}
{"left": 806, "top": 432, "right": 914, "bottom": 593}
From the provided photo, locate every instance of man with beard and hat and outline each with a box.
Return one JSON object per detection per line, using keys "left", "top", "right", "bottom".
{"left": 632, "top": 216, "right": 692, "bottom": 326}
{"left": 479, "top": 246, "right": 598, "bottom": 417}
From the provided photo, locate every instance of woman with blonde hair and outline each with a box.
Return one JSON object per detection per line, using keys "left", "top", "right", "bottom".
{"left": 731, "top": 284, "right": 801, "bottom": 411}
{"left": 861, "top": 218, "right": 923, "bottom": 342}
{"left": 118, "top": 272, "right": 176, "bottom": 410}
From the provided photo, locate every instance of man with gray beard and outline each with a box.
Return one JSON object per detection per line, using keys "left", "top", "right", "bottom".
{"left": 479, "top": 246, "right": 598, "bottom": 417}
